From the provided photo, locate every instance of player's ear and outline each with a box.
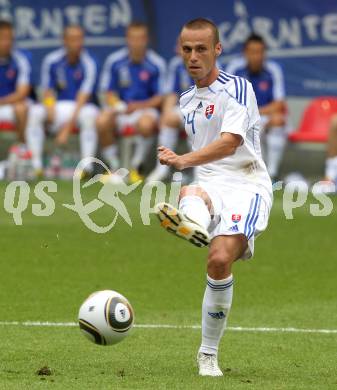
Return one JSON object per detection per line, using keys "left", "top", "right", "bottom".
{"left": 215, "top": 42, "right": 222, "bottom": 57}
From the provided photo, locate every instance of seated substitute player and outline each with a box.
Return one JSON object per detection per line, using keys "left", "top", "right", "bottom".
{"left": 26, "top": 25, "right": 98, "bottom": 175}
{"left": 0, "top": 19, "right": 31, "bottom": 145}
{"left": 155, "top": 19, "right": 272, "bottom": 377}
{"left": 96, "top": 22, "right": 166, "bottom": 183}
{"left": 146, "top": 52, "right": 194, "bottom": 182}
{"left": 225, "top": 33, "right": 287, "bottom": 181}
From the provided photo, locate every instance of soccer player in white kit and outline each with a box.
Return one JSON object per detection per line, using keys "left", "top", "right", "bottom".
{"left": 155, "top": 18, "right": 273, "bottom": 377}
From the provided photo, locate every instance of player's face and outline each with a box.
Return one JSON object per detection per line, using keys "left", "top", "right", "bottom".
{"left": 64, "top": 27, "right": 84, "bottom": 57}
{"left": 0, "top": 27, "right": 13, "bottom": 57}
{"left": 180, "top": 27, "right": 221, "bottom": 82}
{"left": 126, "top": 27, "right": 148, "bottom": 60}
{"left": 244, "top": 41, "right": 265, "bottom": 73}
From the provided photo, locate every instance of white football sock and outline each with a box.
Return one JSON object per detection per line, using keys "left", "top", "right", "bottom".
{"left": 158, "top": 126, "right": 178, "bottom": 150}
{"left": 131, "top": 136, "right": 153, "bottom": 170}
{"left": 199, "top": 274, "right": 233, "bottom": 356}
{"left": 179, "top": 195, "right": 211, "bottom": 230}
{"left": 79, "top": 126, "right": 97, "bottom": 172}
{"left": 148, "top": 126, "right": 179, "bottom": 177}
{"left": 265, "top": 126, "right": 286, "bottom": 179}
{"left": 102, "top": 144, "right": 119, "bottom": 170}
{"left": 26, "top": 105, "right": 45, "bottom": 170}
{"left": 325, "top": 157, "right": 337, "bottom": 181}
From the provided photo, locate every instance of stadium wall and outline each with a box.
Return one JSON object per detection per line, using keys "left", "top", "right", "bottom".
{"left": 1, "top": 0, "right": 336, "bottom": 99}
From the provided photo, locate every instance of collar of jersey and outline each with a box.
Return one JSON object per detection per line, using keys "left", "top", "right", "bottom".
{"left": 195, "top": 78, "right": 224, "bottom": 95}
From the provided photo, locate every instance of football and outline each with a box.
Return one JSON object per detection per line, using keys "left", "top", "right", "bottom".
{"left": 78, "top": 290, "right": 134, "bottom": 346}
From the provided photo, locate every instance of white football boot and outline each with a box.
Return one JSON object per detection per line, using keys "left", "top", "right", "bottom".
{"left": 155, "top": 202, "right": 210, "bottom": 248}
{"left": 197, "top": 352, "right": 223, "bottom": 377}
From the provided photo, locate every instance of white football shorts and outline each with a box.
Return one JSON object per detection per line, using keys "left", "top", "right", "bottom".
{"left": 116, "top": 108, "right": 159, "bottom": 133}
{"left": 196, "top": 180, "right": 271, "bottom": 260}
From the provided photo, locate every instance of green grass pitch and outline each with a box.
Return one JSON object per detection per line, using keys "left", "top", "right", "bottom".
{"left": 0, "top": 181, "right": 336, "bottom": 389}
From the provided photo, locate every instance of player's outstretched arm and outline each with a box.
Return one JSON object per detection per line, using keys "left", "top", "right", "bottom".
{"left": 158, "top": 132, "right": 242, "bottom": 170}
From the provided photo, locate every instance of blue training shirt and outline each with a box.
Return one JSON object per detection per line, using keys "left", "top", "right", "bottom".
{"left": 0, "top": 49, "right": 32, "bottom": 97}
{"left": 41, "top": 48, "right": 98, "bottom": 101}
{"left": 99, "top": 47, "right": 166, "bottom": 102}
{"left": 224, "top": 57, "right": 285, "bottom": 107}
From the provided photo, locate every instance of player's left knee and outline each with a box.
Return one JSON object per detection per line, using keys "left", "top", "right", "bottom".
{"left": 207, "top": 248, "right": 234, "bottom": 273}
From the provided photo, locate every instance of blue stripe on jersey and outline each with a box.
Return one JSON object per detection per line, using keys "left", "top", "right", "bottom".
{"left": 218, "top": 72, "right": 230, "bottom": 81}
{"left": 243, "top": 79, "right": 247, "bottom": 105}
{"left": 234, "top": 77, "right": 239, "bottom": 100}
{"left": 181, "top": 90, "right": 196, "bottom": 108}
{"left": 218, "top": 75, "right": 230, "bottom": 84}
{"left": 180, "top": 86, "right": 194, "bottom": 97}
{"left": 238, "top": 77, "right": 243, "bottom": 103}
{"left": 220, "top": 71, "right": 235, "bottom": 80}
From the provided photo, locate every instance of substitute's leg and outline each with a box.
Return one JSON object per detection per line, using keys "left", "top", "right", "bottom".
{"left": 78, "top": 104, "right": 98, "bottom": 174}
{"left": 26, "top": 104, "right": 46, "bottom": 172}
{"left": 198, "top": 234, "right": 247, "bottom": 377}
{"left": 13, "top": 101, "right": 28, "bottom": 144}
{"left": 130, "top": 112, "right": 157, "bottom": 183}
{"left": 96, "top": 109, "right": 119, "bottom": 170}
{"left": 146, "top": 109, "right": 181, "bottom": 183}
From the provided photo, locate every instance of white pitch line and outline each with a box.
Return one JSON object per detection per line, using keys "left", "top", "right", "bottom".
{"left": 0, "top": 321, "right": 336, "bottom": 334}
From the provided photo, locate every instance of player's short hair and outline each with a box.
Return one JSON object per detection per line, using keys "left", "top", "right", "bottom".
{"left": 0, "top": 19, "right": 13, "bottom": 31}
{"left": 181, "top": 18, "right": 219, "bottom": 45}
{"left": 244, "top": 33, "right": 265, "bottom": 49}
{"left": 126, "top": 21, "right": 148, "bottom": 33}
{"left": 63, "top": 24, "right": 83, "bottom": 37}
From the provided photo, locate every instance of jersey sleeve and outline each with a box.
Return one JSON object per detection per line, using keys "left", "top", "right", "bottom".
{"left": 224, "top": 57, "right": 246, "bottom": 76}
{"left": 150, "top": 60, "right": 166, "bottom": 96}
{"left": 267, "top": 61, "right": 286, "bottom": 100}
{"left": 80, "top": 52, "right": 97, "bottom": 95}
{"left": 41, "top": 55, "right": 56, "bottom": 91}
{"left": 166, "top": 58, "right": 180, "bottom": 94}
{"left": 220, "top": 81, "right": 257, "bottom": 142}
{"left": 99, "top": 57, "right": 118, "bottom": 93}
{"left": 14, "top": 51, "right": 32, "bottom": 87}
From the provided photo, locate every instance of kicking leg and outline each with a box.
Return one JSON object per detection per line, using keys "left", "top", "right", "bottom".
{"left": 155, "top": 185, "right": 212, "bottom": 247}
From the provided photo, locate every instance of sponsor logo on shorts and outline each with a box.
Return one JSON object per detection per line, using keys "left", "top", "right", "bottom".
{"left": 229, "top": 225, "right": 239, "bottom": 232}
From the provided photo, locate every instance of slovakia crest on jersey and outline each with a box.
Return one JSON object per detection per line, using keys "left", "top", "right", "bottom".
{"left": 205, "top": 104, "right": 214, "bottom": 119}
{"left": 232, "top": 214, "right": 241, "bottom": 223}
{"left": 6, "top": 68, "right": 15, "bottom": 79}
{"left": 140, "top": 70, "right": 150, "bottom": 81}
{"left": 259, "top": 81, "right": 269, "bottom": 91}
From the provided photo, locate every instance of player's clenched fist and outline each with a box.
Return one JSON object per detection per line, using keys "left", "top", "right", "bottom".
{"left": 158, "top": 146, "right": 186, "bottom": 170}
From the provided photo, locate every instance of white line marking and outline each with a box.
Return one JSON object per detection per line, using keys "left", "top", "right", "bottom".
{"left": 0, "top": 321, "right": 336, "bottom": 334}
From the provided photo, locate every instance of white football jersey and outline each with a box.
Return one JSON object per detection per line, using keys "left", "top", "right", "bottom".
{"left": 179, "top": 70, "right": 272, "bottom": 204}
